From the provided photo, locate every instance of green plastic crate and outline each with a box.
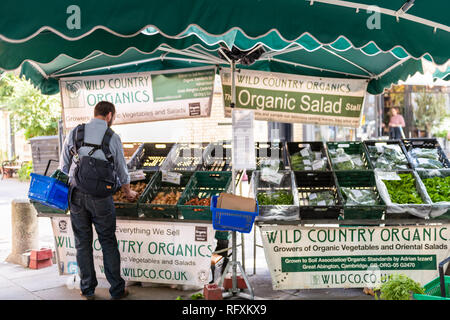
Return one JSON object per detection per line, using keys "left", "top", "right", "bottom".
{"left": 31, "top": 200, "right": 67, "bottom": 215}
{"left": 114, "top": 172, "right": 154, "bottom": 218}
{"left": 414, "top": 276, "right": 450, "bottom": 300}
{"left": 138, "top": 171, "right": 192, "bottom": 219}
{"left": 335, "top": 170, "right": 386, "bottom": 220}
{"left": 177, "top": 171, "right": 232, "bottom": 221}
{"left": 326, "top": 141, "right": 373, "bottom": 170}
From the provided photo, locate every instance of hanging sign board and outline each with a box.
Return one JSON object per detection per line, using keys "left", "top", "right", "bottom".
{"left": 260, "top": 224, "right": 450, "bottom": 290}
{"left": 51, "top": 216, "right": 215, "bottom": 286}
{"left": 220, "top": 68, "right": 368, "bottom": 127}
{"left": 60, "top": 66, "right": 216, "bottom": 130}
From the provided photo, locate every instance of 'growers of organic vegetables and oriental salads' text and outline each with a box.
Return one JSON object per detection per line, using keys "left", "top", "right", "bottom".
{"left": 382, "top": 173, "right": 424, "bottom": 204}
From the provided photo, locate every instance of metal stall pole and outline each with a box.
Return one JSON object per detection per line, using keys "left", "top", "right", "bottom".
{"left": 219, "top": 59, "right": 254, "bottom": 300}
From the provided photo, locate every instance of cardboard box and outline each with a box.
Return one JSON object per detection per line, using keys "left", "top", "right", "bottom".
{"left": 217, "top": 193, "right": 256, "bottom": 212}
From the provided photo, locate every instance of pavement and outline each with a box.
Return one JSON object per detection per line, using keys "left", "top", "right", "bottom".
{"left": 0, "top": 177, "right": 373, "bottom": 300}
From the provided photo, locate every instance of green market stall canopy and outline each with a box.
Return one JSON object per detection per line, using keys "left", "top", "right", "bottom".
{"left": 0, "top": 0, "right": 449, "bottom": 95}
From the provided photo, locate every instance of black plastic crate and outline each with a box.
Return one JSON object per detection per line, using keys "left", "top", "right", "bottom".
{"left": 402, "top": 138, "right": 450, "bottom": 169}
{"left": 113, "top": 172, "right": 153, "bottom": 217}
{"left": 127, "top": 143, "right": 175, "bottom": 172}
{"left": 326, "top": 141, "right": 373, "bottom": 170}
{"left": 335, "top": 170, "right": 386, "bottom": 220}
{"left": 286, "top": 141, "right": 331, "bottom": 171}
{"left": 138, "top": 171, "right": 193, "bottom": 219}
{"left": 160, "top": 142, "right": 209, "bottom": 173}
{"left": 294, "top": 171, "right": 343, "bottom": 220}
{"left": 364, "top": 139, "right": 414, "bottom": 170}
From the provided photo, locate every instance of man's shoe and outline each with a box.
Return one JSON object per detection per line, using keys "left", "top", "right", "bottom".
{"left": 111, "top": 289, "right": 129, "bottom": 300}
{"left": 80, "top": 291, "right": 95, "bottom": 300}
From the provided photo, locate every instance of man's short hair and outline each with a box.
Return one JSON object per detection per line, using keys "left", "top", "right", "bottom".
{"left": 94, "top": 101, "right": 116, "bottom": 117}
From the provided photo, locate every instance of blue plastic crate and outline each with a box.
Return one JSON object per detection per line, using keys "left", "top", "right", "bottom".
{"left": 28, "top": 173, "right": 69, "bottom": 211}
{"left": 210, "top": 195, "right": 259, "bottom": 233}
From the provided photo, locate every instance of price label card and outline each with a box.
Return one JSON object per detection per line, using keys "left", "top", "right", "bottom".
{"left": 377, "top": 171, "right": 401, "bottom": 181}
{"left": 309, "top": 193, "right": 318, "bottom": 200}
{"left": 162, "top": 171, "right": 182, "bottom": 185}
{"left": 375, "top": 142, "right": 387, "bottom": 153}
{"left": 353, "top": 157, "right": 363, "bottom": 166}
{"left": 317, "top": 200, "right": 326, "bottom": 206}
{"left": 303, "top": 159, "right": 312, "bottom": 165}
{"left": 338, "top": 144, "right": 350, "bottom": 148}
{"left": 315, "top": 152, "right": 322, "bottom": 160}
{"left": 312, "top": 160, "right": 324, "bottom": 170}
{"left": 300, "top": 148, "right": 310, "bottom": 158}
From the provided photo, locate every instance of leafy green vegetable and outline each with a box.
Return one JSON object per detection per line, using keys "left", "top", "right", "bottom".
{"left": 257, "top": 190, "right": 293, "bottom": 205}
{"left": 190, "top": 293, "right": 204, "bottom": 300}
{"left": 374, "top": 274, "right": 425, "bottom": 300}
{"left": 341, "top": 188, "right": 379, "bottom": 206}
{"left": 368, "top": 144, "right": 409, "bottom": 170}
{"left": 329, "top": 147, "right": 366, "bottom": 170}
{"left": 382, "top": 173, "right": 424, "bottom": 204}
{"left": 422, "top": 176, "right": 450, "bottom": 202}
{"left": 307, "top": 190, "right": 335, "bottom": 206}
{"left": 408, "top": 148, "right": 444, "bottom": 169}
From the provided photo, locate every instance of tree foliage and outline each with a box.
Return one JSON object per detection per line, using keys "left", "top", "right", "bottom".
{"left": 414, "top": 90, "right": 447, "bottom": 136}
{"left": 0, "top": 73, "right": 61, "bottom": 139}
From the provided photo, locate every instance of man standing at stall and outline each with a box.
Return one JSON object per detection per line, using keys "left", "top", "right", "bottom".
{"left": 59, "top": 101, "right": 138, "bottom": 300}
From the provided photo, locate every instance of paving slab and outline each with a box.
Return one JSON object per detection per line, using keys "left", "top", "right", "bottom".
{"left": 0, "top": 285, "right": 42, "bottom": 300}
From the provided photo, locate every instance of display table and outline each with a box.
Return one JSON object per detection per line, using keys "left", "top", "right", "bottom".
{"left": 38, "top": 212, "right": 216, "bottom": 287}
{"left": 255, "top": 218, "right": 450, "bottom": 290}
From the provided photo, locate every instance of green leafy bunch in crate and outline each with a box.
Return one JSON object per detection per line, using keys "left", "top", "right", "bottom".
{"left": 374, "top": 274, "right": 425, "bottom": 300}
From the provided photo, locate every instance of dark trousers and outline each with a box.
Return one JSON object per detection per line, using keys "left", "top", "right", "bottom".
{"left": 68, "top": 187, "right": 125, "bottom": 298}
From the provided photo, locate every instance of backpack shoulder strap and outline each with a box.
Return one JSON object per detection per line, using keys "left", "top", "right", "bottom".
{"left": 69, "top": 124, "right": 85, "bottom": 162}
{"left": 101, "top": 127, "right": 115, "bottom": 164}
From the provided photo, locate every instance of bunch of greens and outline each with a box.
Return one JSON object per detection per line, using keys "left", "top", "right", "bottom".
{"left": 341, "top": 187, "right": 379, "bottom": 206}
{"left": 257, "top": 190, "right": 294, "bottom": 205}
{"left": 408, "top": 148, "right": 444, "bottom": 169}
{"left": 367, "top": 144, "right": 409, "bottom": 170}
{"left": 290, "top": 146, "right": 327, "bottom": 171}
{"left": 421, "top": 176, "right": 450, "bottom": 203}
{"left": 374, "top": 274, "right": 425, "bottom": 300}
{"left": 307, "top": 190, "right": 335, "bottom": 206}
{"left": 329, "top": 148, "right": 366, "bottom": 170}
{"left": 382, "top": 173, "right": 424, "bottom": 204}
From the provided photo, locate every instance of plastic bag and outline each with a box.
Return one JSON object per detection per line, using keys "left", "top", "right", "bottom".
{"left": 250, "top": 171, "right": 299, "bottom": 221}
{"left": 368, "top": 144, "right": 409, "bottom": 170}
{"left": 308, "top": 190, "right": 335, "bottom": 206}
{"left": 341, "top": 187, "right": 378, "bottom": 206}
{"left": 408, "top": 148, "right": 444, "bottom": 169}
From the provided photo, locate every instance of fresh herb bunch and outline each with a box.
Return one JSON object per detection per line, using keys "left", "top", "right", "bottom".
{"left": 374, "top": 274, "right": 425, "bottom": 300}
{"left": 257, "top": 190, "right": 293, "bottom": 205}
{"left": 329, "top": 147, "right": 366, "bottom": 170}
{"left": 422, "top": 176, "right": 450, "bottom": 202}
{"left": 341, "top": 188, "right": 379, "bottom": 206}
{"left": 367, "top": 144, "right": 409, "bottom": 170}
{"left": 382, "top": 173, "right": 424, "bottom": 204}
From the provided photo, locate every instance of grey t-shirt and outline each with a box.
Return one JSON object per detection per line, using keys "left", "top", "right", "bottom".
{"left": 59, "top": 118, "right": 130, "bottom": 186}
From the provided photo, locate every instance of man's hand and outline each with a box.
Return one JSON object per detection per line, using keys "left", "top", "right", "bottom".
{"left": 121, "top": 184, "right": 139, "bottom": 202}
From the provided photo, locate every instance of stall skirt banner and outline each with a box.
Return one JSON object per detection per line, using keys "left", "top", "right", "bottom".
{"left": 52, "top": 216, "right": 215, "bottom": 286}
{"left": 220, "top": 68, "right": 368, "bottom": 127}
{"left": 260, "top": 224, "right": 450, "bottom": 290}
{"left": 60, "top": 66, "right": 216, "bottom": 130}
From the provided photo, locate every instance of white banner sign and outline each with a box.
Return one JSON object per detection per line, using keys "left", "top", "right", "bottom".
{"left": 52, "top": 217, "right": 215, "bottom": 286}
{"left": 260, "top": 224, "right": 450, "bottom": 290}
{"left": 221, "top": 68, "right": 368, "bottom": 127}
{"left": 60, "top": 66, "right": 216, "bottom": 130}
